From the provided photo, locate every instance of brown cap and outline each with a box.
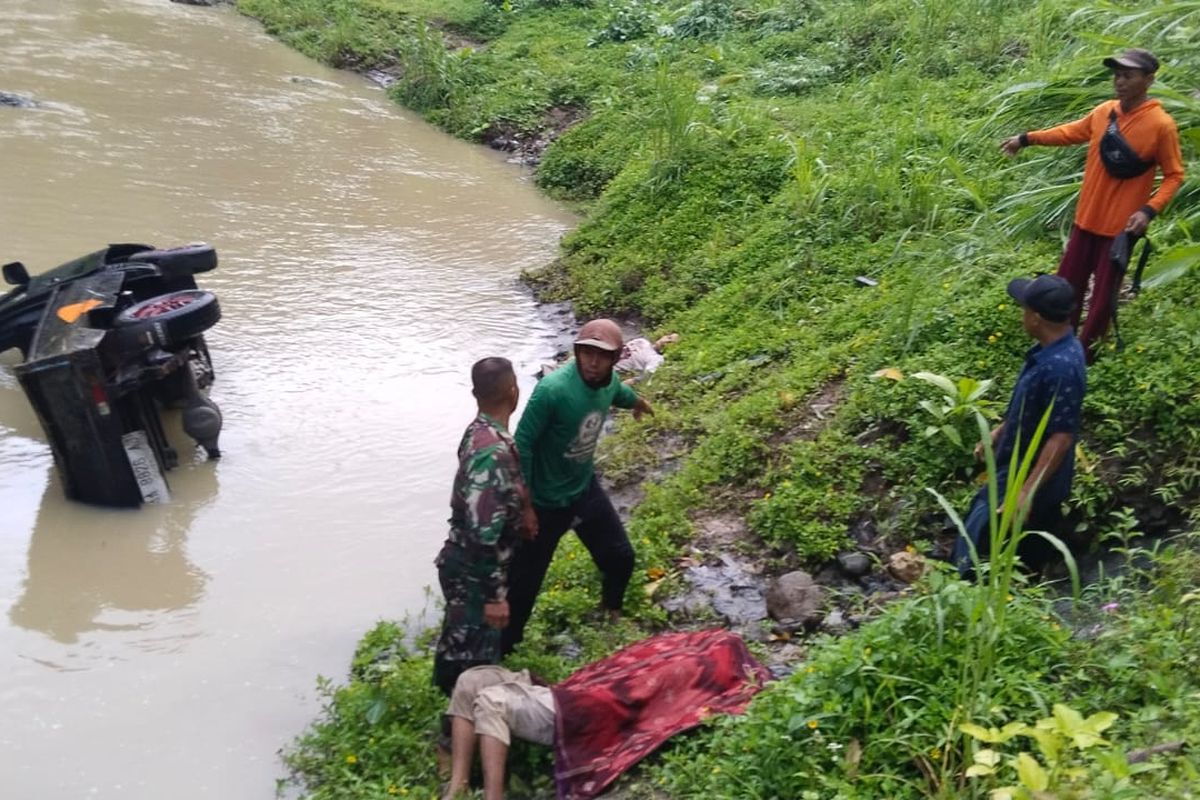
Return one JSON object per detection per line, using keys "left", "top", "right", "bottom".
{"left": 1103, "top": 48, "right": 1159, "bottom": 74}
{"left": 574, "top": 318, "right": 623, "bottom": 352}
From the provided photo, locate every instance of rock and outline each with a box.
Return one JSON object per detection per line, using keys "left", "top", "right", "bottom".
{"left": 766, "top": 570, "right": 824, "bottom": 626}
{"left": 1, "top": 91, "right": 36, "bottom": 108}
{"left": 848, "top": 517, "right": 877, "bottom": 547}
{"left": 661, "top": 555, "right": 767, "bottom": 627}
{"left": 822, "top": 608, "right": 849, "bottom": 634}
{"left": 365, "top": 69, "right": 399, "bottom": 88}
{"left": 837, "top": 551, "right": 871, "bottom": 577}
{"left": 887, "top": 551, "right": 927, "bottom": 584}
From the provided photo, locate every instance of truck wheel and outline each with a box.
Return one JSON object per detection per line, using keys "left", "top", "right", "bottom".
{"left": 115, "top": 290, "right": 220, "bottom": 348}
{"left": 127, "top": 243, "right": 217, "bottom": 278}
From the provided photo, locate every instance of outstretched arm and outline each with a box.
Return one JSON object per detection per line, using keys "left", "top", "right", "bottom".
{"left": 1002, "top": 108, "right": 1097, "bottom": 156}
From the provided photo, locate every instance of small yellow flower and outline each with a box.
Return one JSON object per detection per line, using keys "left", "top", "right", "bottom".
{"left": 930, "top": 747, "right": 943, "bottom": 760}
{"left": 805, "top": 666, "right": 816, "bottom": 674}
{"left": 863, "top": 647, "right": 872, "bottom": 657}
{"left": 344, "top": 754, "right": 358, "bottom": 765}
{"left": 942, "top": 282, "right": 951, "bottom": 290}
{"left": 905, "top": 544, "right": 916, "bottom": 553}
{"left": 1051, "top": 622, "right": 1061, "bottom": 630}
{"left": 807, "top": 719, "right": 820, "bottom": 730}
{"left": 1006, "top": 594, "right": 1014, "bottom": 602}
{"left": 387, "top": 787, "right": 399, "bottom": 796}
{"left": 764, "top": 492, "right": 772, "bottom": 500}
{"left": 997, "top": 303, "right": 1007, "bottom": 311}
{"left": 987, "top": 335, "right": 997, "bottom": 344}
{"left": 994, "top": 331, "right": 1002, "bottom": 338}
{"left": 1136, "top": 344, "right": 1146, "bottom": 353}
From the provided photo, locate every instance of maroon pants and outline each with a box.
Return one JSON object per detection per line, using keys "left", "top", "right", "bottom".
{"left": 1056, "top": 225, "right": 1117, "bottom": 362}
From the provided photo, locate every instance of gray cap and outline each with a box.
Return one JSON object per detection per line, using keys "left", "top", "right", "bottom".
{"left": 1103, "top": 48, "right": 1159, "bottom": 74}
{"left": 1007, "top": 275, "right": 1076, "bottom": 323}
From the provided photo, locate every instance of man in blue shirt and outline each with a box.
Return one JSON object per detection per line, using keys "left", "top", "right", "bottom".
{"left": 954, "top": 275, "right": 1087, "bottom": 578}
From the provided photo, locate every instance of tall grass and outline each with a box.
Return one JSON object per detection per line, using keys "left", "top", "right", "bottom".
{"left": 912, "top": 372, "right": 1078, "bottom": 794}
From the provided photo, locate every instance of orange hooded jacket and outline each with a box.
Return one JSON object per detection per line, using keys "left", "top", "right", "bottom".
{"left": 1027, "top": 98, "right": 1185, "bottom": 237}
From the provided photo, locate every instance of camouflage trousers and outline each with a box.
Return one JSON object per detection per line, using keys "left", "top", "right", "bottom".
{"left": 434, "top": 543, "right": 502, "bottom": 695}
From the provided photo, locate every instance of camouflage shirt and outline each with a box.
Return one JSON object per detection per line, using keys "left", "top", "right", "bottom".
{"left": 435, "top": 413, "right": 528, "bottom": 663}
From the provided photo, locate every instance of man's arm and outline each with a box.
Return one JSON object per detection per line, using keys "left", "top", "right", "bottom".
{"left": 1019, "top": 432, "right": 1073, "bottom": 511}
{"left": 1001, "top": 108, "right": 1096, "bottom": 155}
{"left": 612, "top": 379, "right": 654, "bottom": 420}
{"left": 1147, "top": 119, "right": 1187, "bottom": 214}
{"left": 461, "top": 447, "right": 518, "bottom": 610}
{"left": 975, "top": 422, "right": 1006, "bottom": 462}
{"left": 1126, "top": 118, "right": 1187, "bottom": 236}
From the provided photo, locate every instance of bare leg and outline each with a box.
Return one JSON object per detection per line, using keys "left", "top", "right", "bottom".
{"left": 443, "top": 716, "right": 477, "bottom": 800}
{"left": 479, "top": 734, "right": 510, "bottom": 800}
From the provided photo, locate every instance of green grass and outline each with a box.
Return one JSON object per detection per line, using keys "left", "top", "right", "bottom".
{"left": 237, "top": 0, "right": 1200, "bottom": 796}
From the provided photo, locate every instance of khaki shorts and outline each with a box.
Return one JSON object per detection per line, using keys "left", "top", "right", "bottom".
{"left": 447, "top": 665, "right": 556, "bottom": 746}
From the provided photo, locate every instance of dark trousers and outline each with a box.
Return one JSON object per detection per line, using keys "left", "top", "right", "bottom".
{"left": 953, "top": 480, "right": 1064, "bottom": 579}
{"left": 500, "top": 475, "right": 634, "bottom": 655}
{"left": 1057, "top": 225, "right": 1117, "bottom": 363}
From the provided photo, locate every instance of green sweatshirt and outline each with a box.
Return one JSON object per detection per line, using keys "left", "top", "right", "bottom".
{"left": 515, "top": 362, "right": 638, "bottom": 509}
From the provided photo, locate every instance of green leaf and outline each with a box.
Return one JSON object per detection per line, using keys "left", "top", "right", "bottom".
{"left": 365, "top": 697, "right": 388, "bottom": 726}
{"left": 966, "top": 378, "right": 994, "bottom": 403}
{"left": 1015, "top": 753, "right": 1048, "bottom": 791}
{"left": 966, "top": 764, "right": 996, "bottom": 778}
{"left": 912, "top": 371, "right": 957, "bottom": 397}
{"left": 941, "top": 425, "right": 962, "bottom": 447}
{"left": 961, "top": 722, "right": 999, "bottom": 742}
{"left": 974, "top": 748, "right": 1002, "bottom": 767}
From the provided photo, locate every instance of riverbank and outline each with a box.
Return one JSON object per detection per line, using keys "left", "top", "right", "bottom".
{"left": 230, "top": 0, "right": 1200, "bottom": 797}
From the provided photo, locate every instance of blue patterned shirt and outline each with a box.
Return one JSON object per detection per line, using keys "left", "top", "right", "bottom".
{"left": 994, "top": 332, "right": 1087, "bottom": 503}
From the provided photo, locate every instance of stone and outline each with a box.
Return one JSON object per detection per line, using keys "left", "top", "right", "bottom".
{"left": 766, "top": 570, "right": 824, "bottom": 625}
{"left": 660, "top": 555, "right": 767, "bottom": 626}
{"left": 822, "top": 608, "right": 849, "bottom": 635}
{"left": 0, "top": 91, "right": 36, "bottom": 108}
{"left": 837, "top": 551, "right": 871, "bottom": 577}
{"left": 888, "top": 551, "right": 927, "bottom": 584}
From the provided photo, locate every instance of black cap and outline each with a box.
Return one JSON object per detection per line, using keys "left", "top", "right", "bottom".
{"left": 1007, "top": 275, "right": 1076, "bottom": 323}
{"left": 1103, "top": 48, "right": 1159, "bottom": 74}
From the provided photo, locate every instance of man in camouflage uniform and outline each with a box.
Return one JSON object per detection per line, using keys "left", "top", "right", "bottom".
{"left": 434, "top": 357, "right": 537, "bottom": 696}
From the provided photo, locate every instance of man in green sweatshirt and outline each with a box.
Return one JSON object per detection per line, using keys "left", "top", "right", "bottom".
{"left": 501, "top": 319, "right": 653, "bottom": 654}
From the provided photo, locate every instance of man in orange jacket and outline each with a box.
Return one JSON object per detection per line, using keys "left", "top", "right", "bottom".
{"left": 1001, "top": 48, "right": 1185, "bottom": 362}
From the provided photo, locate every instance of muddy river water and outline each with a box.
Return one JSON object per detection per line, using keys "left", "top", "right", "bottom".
{"left": 0, "top": 2, "right": 575, "bottom": 797}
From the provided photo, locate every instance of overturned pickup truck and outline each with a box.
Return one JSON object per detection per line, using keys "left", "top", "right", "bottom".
{"left": 1, "top": 243, "right": 223, "bottom": 507}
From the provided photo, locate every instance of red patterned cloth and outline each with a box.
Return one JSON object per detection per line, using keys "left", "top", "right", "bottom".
{"left": 551, "top": 629, "right": 771, "bottom": 799}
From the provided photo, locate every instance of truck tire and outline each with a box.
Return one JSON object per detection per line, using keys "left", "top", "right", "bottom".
{"left": 115, "top": 290, "right": 220, "bottom": 348}
{"left": 127, "top": 243, "right": 217, "bottom": 278}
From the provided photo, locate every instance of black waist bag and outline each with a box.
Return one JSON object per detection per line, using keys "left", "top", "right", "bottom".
{"left": 1100, "top": 110, "right": 1155, "bottom": 179}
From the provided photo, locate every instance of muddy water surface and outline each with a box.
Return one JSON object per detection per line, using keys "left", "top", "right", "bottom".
{"left": 0, "top": 2, "right": 574, "bottom": 797}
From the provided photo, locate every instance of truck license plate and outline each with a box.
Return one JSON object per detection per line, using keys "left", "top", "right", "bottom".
{"left": 121, "top": 430, "right": 170, "bottom": 504}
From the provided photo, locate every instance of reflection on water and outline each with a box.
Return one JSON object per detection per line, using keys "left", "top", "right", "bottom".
{"left": 0, "top": 0, "right": 574, "bottom": 798}
{"left": 10, "top": 464, "right": 213, "bottom": 645}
